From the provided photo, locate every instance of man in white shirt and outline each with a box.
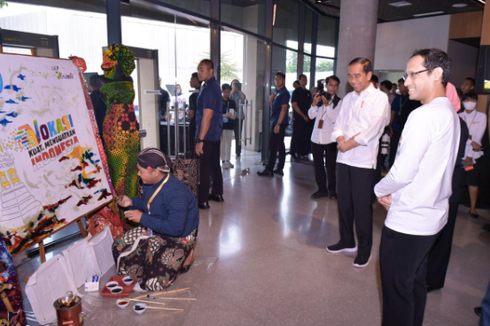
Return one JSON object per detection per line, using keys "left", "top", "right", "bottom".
{"left": 309, "top": 75, "right": 342, "bottom": 199}
{"left": 374, "top": 48, "right": 460, "bottom": 326}
{"left": 326, "top": 58, "right": 390, "bottom": 268}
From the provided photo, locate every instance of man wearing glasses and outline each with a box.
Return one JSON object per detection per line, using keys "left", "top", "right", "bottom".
{"left": 309, "top": 75, "right": 342, "bottom": 199}
{"left": 326, "top": 58, "right": 390, "bottom": 268}
{"left": 375, "top": 48, "right": 460, "bottom": 326}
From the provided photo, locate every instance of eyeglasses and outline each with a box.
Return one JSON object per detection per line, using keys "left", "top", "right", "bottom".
{"left": 403, "top": 69, "right": 429, "bottom": 81}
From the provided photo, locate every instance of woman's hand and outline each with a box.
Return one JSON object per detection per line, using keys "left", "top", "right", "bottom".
{"left": 471, "top": 141, "right": 482, "bottom": 152}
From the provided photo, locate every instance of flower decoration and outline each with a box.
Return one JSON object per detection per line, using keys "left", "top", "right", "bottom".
{"left": 101, "top": 44, "right": 136, "bottom": 80}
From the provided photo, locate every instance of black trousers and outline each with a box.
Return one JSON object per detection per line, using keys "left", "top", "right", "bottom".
{"left": 198, "top": 140, "right": 223, "bottom": 203}
{"left": 426, "top": 167, "right": 463, "bottom": 288}
{"left": 380, "top": 226, "right": 439, "bottom": 326}
{"left": 312, "top": 142, "right": 337, "bottom": 193}
{"left": 389, "top": 130, "right": 401, "bottom": 168}
{"left": 336, "top": 163, "right": 376, "bottom": 255}
{"left": 291, "top": 118, "right": 312, "bottom": 157}
{"left": 234, "top": 119, "right": 243, "bottom": 156}
{"left": 425, "top": 202, "right": 458, "bottom": 288}
{"left": 265, "top": 124, "right": 286, "bottom": 172}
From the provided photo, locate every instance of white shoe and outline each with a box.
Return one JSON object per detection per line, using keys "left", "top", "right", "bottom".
{"left": 227, "top": 161, "right": 234, "bottom": 168}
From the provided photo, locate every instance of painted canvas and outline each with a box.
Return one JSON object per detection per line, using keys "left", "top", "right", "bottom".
{"left": 0, "top": 53, "right": 112, "bottom": 254}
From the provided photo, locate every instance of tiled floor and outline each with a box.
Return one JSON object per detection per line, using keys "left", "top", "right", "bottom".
{"left": 16, "top": 150, "right": 490, "bottom": 326}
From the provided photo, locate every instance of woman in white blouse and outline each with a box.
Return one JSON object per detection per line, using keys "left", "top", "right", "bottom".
{"left": 459, "top": 92, "right": 487, "bottom": 218}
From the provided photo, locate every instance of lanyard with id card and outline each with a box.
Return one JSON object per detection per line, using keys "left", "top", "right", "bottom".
{"left": 317, "top": 108, "right": 327, "bottom": 129}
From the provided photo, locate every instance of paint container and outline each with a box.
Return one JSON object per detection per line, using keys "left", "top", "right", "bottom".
{"left": 110, "top": 286, "right": 123, "bottom": 294}
{"left": 133, "top": 302, "right": 147, "bottom": 315}
{"left": 53, "top": 295, "right": 83, "bottom": 326}
{"left": 122, "top": 276, "right": 133, "bottom": 286}
{"left": 116, "top": 298, "right": 129, "bottom": 309}
{"left": 105, "top": 281, "right": 119, "bottom": 290}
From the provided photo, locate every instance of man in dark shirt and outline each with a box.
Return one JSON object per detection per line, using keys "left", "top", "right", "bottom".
{"left": 461, "top": 77, "right": 475, "bottom": 95}
{"left": 389, "top": 78, "right": 421, "bottom": 168}
{"left": 195, "top": 59, "right": 223, "bottom": 209}
{"left": 258, "top": 72, "right": 290, "bottom": 177}
{"left": 158, "top": 77, "right": 171, "bottom": 121}
{"left": 291, "top": 74, "right": 312, "bottom": 160}
{"left": 187, "top": 72, "right": 201, "bottom": 157}
{"left": 89, "top": 74, "right": 106, "bottom": 145}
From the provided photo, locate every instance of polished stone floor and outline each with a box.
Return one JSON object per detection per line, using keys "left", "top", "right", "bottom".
{"left": 16, "top": 149, "right": 490, "bottom": 326}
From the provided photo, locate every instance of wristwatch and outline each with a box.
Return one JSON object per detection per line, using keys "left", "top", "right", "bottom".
{"left": 196, "top": 138, "right": 204, "bottom": 143}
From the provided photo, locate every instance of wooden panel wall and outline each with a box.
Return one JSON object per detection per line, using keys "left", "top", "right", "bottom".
{"left": 449, "top": 12, "right": 483, "bottom": 39}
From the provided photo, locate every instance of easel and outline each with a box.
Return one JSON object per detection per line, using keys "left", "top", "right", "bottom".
{"left": 12, "top": 201, "right": 110, "bottom": 264}
{"left": 34, "top": 216, "right": 89, "bottom": 264}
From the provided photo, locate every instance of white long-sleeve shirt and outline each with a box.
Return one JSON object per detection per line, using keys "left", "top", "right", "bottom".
{"left": 332, "top": 84, "right": 390, "bottom": 169}
{"left": 308, "top": 98, "right": 342, "bottom": 145}
{"left": 459, "top": 110, "right": 487, "bottom": 160}
{"left": 374, "top": 97, "right": 460, "bottom": 236}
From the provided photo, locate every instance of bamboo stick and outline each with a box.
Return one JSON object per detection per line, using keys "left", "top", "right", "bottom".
{"left": 132, "top": 287, "right": 190, "bottom": 300}
{"left": 143, "top": 306, "right": 184, "bottom": 312}
{"left": 156, "top": 297, "right": 196, "bottom": 301}
{"left": 127, "top": 299, "right": 165, "bottom": 306}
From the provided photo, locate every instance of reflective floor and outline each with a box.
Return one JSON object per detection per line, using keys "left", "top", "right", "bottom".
{"left": 16, "top": 149, "right": 490, "bottom": 326}
{"left": 187, "top": 150, "right": 490, "bottom": 326}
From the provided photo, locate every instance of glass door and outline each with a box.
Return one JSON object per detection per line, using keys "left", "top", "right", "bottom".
{"left": 121, "top": 6, "right": 210, "bottom": 158}
{"left": 220, "top": 28, "right": 268, "bottom": 173}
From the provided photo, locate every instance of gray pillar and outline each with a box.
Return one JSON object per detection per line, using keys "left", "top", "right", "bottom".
{"left": 210, "top": 0, "right": 220, "bottom": 83}
{"left": 261, "top": 0, "right": 274, "bottom": 162}
{"left": 106, "top": 0, "right": 122, "bottom": 45}
{"left": 336, "top": 0, "right": 379, "bottom": 97}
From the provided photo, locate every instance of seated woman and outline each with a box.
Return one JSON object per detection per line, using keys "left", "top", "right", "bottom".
{"left": 112, "top": 148, "right": 199, "bottom": 291}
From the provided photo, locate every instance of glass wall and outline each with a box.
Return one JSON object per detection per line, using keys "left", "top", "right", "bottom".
{"left": 304, "top": 55, "right": 311, "bottom": 89}
{"left": 304, "top": 9, "right": 313, "bottom": 55}
{"left": 155, "top": 0, "right": 210, "bottom": 18}
{"left": 317, "top": 15, "right": 336, "bottom": 58}
{"left": 0, "top": 2, "right": 107, "bottom": 74}
{"left": 272, "top": 0, "right": 298, "bottom": 50}
{"left": 272, "top": 46, "right": 296, "bottom": 92}
{"left": 221, "top": 0, "right": 266, "bottom": 36}
{"left": 315, "top": 58, "right": 335, "bottom": 82}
